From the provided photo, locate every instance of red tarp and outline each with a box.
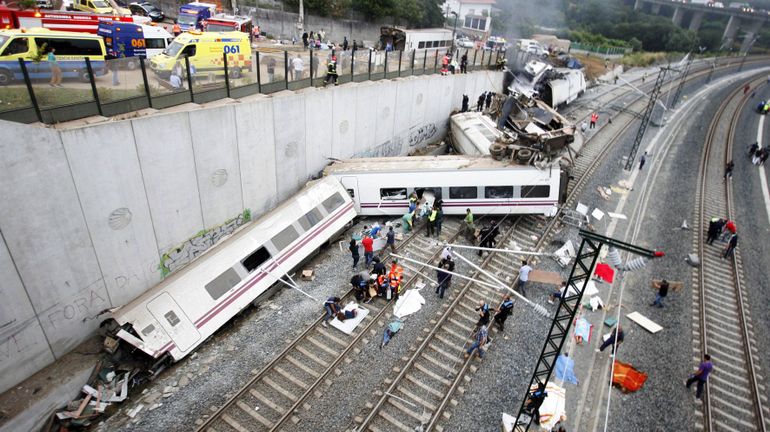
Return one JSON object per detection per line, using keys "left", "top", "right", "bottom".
{"left": 612, "top": 360, "right": 648, "bottom": 393}
{"left": 594, "top": 263, "right": 615, "bottom": 284}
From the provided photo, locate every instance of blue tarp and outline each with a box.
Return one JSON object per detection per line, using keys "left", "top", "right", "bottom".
{"left": 554, "top": 354, "right": 579, "bottom": 385}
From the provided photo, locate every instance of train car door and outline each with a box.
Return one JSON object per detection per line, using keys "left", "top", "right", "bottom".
{"left": 147, "top": 292, "right": 201, "bottom": 353}
{"left": 339, "top": 176, "right": 360, "bottom": 213}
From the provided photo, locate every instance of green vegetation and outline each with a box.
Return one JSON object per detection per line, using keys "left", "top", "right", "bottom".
{"left": 283, "top": 0, "right": 445, "bottom": 26}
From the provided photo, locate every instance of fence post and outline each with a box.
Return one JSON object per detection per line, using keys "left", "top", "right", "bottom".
{"left": 139, "top": 57, "right": 152, "bottom": 108}
{"left": 256, "top": 51, "right": 262, "bottom": 93}
{"left": 223, "top": 53, "right": 231, "bottom": 98}
{"left": 480, "top": 50, "right": 485, "bottom": 69}
{"left": 85, "top": 57, "right": 103, "bottom": 116}
{"left": 284, "top": 50, "right": 289, "bottom": 90}
{"left": 17, "top": 58, "right": 42, "bottom": 123}
{"left": 384, "top": 50, "right": 388, "bottom": 76}
{"left": 410, "top": 50, "right": 415, "bottom": 76}
{"left": 184, "top": 55, "right": 194, "bottom": 103}
{"left": 422, "top": 50, "right": 427, "bottom": 73}
{"left": 368, "top": 49, "right": 372, "bottom": 80}
{"left": 350, "top": 50, "right": 354, "bottom": 82}
{"left": 398, "top": 50, "right": 403, "bottom": 77}
{"left": 472, "top": 49, "right": 478, "bottom": 70}
{"left": 309, "top": 49, "right": 313, "bottom": 86}
{"left": 433, "top": 50, "right": 439, "bottom": 73}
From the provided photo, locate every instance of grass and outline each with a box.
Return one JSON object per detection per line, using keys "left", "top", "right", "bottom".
{"left": 0, "top": 86, "right": 142, "bottom": 111}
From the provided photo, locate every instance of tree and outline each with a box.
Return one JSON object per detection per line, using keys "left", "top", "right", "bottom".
{"left": 351, "top": 0, "right": 395, "bottom": 20}
{"left": 665, "top": 29, "right": 697, "bottom": 52}
{"left": 629, "top": 37, "right": 642, "bottom": 52}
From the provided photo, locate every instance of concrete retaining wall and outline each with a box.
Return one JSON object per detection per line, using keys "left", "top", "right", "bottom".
{"left": 0, "top": 70, "right": 503, "bottom": 394}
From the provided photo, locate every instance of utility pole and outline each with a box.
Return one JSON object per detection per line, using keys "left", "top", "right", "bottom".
{"left": 671, "top": 53, "right": 694, "bottom": 109}
{"left": 624, "top": 67, "right": 668, "bottom": 171}
{"left": 512, "top": 230, "right": 664, "bottom": 431}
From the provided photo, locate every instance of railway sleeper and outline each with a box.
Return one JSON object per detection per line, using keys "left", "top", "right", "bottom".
{"left": 386, "top": 397, "right": 432, "bottom": 424}
{"left": 395, "top": 385, "right": 439, "bottom": 411}
{"left": 405, "top": 373, "right": 444, "bottom": 398}
{"left": 249, "top": 388, "right": 286, "bottom": 415}
{"left": 414, "top": 361, "right": 453, "bottom": 386}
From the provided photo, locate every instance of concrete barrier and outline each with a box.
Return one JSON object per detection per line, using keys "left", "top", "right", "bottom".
{"left": 0, "top": 69, "right": 503, "bottom": 394}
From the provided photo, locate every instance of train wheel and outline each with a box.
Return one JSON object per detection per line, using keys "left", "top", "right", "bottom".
{"left": 517, "top": 148, "right": 533, "bottom": 163}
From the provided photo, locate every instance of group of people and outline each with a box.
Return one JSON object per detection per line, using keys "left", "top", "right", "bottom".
{"left": 748, "top": 141, "right": 770, "bottom": 166}
{"left": 440, "top": 52, "right": 468, "bottom": 75}
{"left": 706, "top": 217, "right": 738, "bottom": 258}
{"left": 401, "top": 192, "right": 444, "bottom": 238}
{"left": 435, "top": 247, "right": 455, "bottom": 299}
{"left": 464, "top": 293, "right": 515, "bottom": 360}
{"left": 459, "top": 90, "right": 493, "bottom": 113}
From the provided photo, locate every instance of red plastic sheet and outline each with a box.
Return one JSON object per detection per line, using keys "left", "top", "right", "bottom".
{"left": 594, "top": 263, "right": 615, "bottom": 284}
{"left": 612, "top": 360, "right": 648, "bottom": 393}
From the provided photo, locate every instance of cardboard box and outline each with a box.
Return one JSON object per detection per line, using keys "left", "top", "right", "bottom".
{"left": 301, "top": 269, "right": 315, "bottom": 281}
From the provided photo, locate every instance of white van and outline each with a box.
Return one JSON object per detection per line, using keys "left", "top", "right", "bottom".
{"left": 141, "top": 24, "right": 174, "bottom": 59}
{"left": 518, "top": 39, "right": 547, "bottom": 57}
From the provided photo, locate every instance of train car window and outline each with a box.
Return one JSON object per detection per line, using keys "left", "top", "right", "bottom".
{"left": 485, "top": 186, "right": 514, "bottom": 199}
{"left": 272, "top": 225, "right": 300, "bottom": 251}
{"left": 141, "top": 324, "right": 155, "bottom": 336}
{"left": 418, "top": 41, "right": 425, "bottom": 49}
{"left": 380, "top": 188, "right": 407, "bottom": 200}
{"left": 521, "top": 185, "right": 551, "bottom": 198}
{"left": 322, "top": 192, "right": 346, "bottom": 213}
{"left": 346, "top": 189, "right": 355, "bottom": 198}
{"left": 298, "top": 207, "right": 324, "bottom": 231}
{"left": 449, "top": 186, "right": 478, "bottom": 199}
{"left": 413, "top": 187, "right": 443, "bottom": 201}
{"left": 242, "top": 246, "right": 271, "bottom": 272}
{"left": 205, "top": 267, "right": 242, "bottom": 301}
{"left": 164, "top": 311, "right": 181, "bottom": 327}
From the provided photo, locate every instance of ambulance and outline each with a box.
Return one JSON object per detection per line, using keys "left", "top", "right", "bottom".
{"left": 0, "top": 28, "right": 106, "bottom": 84}
{"left": 149, "top": 30, "right": 251, "bottom": 79}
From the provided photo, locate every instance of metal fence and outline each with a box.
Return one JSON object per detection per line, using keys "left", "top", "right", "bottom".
{"left": 0, "top": 47, "right": 504, "bottom": 125}
{"left": 569, "top": 43, "right": 632, "bottom": 56}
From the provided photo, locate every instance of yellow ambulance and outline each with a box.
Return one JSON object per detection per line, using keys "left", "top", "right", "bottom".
{"left": 149, "top": 30, "right": 251, "bottom": 79}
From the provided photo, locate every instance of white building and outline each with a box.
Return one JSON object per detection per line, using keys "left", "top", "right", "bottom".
{"left": 442, "top": 0, "right": 495, "bottom": 37}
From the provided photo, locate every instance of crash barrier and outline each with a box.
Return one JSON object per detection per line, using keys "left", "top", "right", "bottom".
{"left": 569, "top": 43, "right": 632, "bottom": 56}
{"left": 0, "top": 47, "right": 505, "bottom": 124}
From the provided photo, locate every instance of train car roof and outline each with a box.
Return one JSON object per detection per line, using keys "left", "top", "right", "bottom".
{"left": 323, "top": 155, "right": 536, "bottom": 174}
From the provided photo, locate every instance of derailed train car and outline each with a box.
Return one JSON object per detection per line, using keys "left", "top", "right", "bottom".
{"left": 101, "top": 177, "right": 355, "bottom": 371}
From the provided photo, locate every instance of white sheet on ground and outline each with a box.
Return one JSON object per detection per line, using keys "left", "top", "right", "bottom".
{"left": 393, "top": 289, "right": 426, "bottom": 318}
{"left": 502, "top": 412, "right": 516, "bottom": 432}
{"left": 537, "top": 382, "right": 566, "bottom": 430}
{"left": 330, "top": 302, "right": 369, "bottom": 335}
{"left": 585, "top": 280, "right": 599, "bottom": 297}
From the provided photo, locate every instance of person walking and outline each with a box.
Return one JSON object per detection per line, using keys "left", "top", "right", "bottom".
{"left": 723, "top": 233, "right": 738, "bottom": 258}
{"left": 362, "top": 235, "right": 374, "bottom": 267}
{"left": 596, "top": 325, "right": 624, "bottom": 355}
{"left": 724, "top": 160, "right": 734, "bottom": 180}
{"left": 324, "top": 56, "right": 339, "bottom": 86}
{"left": 48, "top": 48, "right": 62, "bottom": 87}
{"left": 322, "top": 296, "right": 341, "bottom": 327}
{"left": 349, "top": 238, "right": 360, "bottom": 269}
{"left": 589, "top": 112, "right": 598, "bottom": 129}
{"left": 485, "top": 91, "right": 493, "bottom": 110}
{"left": 477, "top": 225, "right": 492, "bottom": 257}
{"left": 493, "top": 294, "right": 514, "bottom": 331}
{"left": 475, "top": 300, "right": 491, "bottom": 329}
{"left": 265, "top": 55, "right": 276, "bottom": 83}
{"left": 372, "top": 256, "right": 386, "bottom": 276}
{"left": 172, "top": 21, "right": 181, "bottom": 37}
{"left": 464, "top": 208, "right": 476, "bottom": 242}
{"left": 639, "top": 151, "right": 648, "bottom": 170}
{"left": 342, "top": 36, "right": 349, "bottom": 51}
{"left": 460, "top": 53, "right": 468, "bottom": 73}
{"left": 685, "top": 354, "right": 713, "bottom": 400}
{"left": 517, "top": 260, "right": 532, "bottom": 298}
{"left": 291, "top": 54, "right": 304, "bottom": 81}
{"left": 461, "top": 94, "right": 469, "bottom": 112}
{"left": 436, "top": 261, "right": 451, "bottom": 299}
{"left": 386, "top": 226, "right": 396, "bottom": 253}
{"left": 749, "top": 142, "right": 760, "bottom": 158}
{"left": 464, "top": 324, "right": 488, "bottom": 360}
{"left": 651, "top": 279, "right": 669, "bottom": 308}
{"left": 302, "top": 32, "right": 309, "bottom": 49}
{"left": 426, "top": 206, "right": 438, "bottom": 238}
{"left": 477, "top": 92, "right": 485, "bottom": 112}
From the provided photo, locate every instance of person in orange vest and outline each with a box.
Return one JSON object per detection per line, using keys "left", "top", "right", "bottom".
{"left": 388, "top": 259, "right": 404, "bottom": 300}
{"left": 172, "top": 21, "right": 181, "bottom": 37}
{"left": 590, "top": 112, "right": 598, "bottom": 129}
{"left": 441, "top": 53, "right": 450, "bottom": 75}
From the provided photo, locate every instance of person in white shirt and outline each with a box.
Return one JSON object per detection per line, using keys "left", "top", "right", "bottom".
{"left": 517, "top": 260, "right": 533, "bottom": 298}
{"left": 169, "top": 73, "right": 183, "bottom": 89}
{"left": 291, "top": 54, "right": 304, "bottom": 81}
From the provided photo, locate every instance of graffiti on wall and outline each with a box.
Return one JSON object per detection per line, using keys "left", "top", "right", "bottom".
{"left": 408, "top": 123, "right": 438, "bottom": 148}
{"left": 353, "top": 136, "right": 404, "bottom": 158}
{"left": 158, "top": 209, "right": 252, "bottom": 277}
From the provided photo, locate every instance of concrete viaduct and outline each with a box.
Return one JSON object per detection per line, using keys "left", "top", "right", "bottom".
{"left": 634, "top": 0, "right": 768, "bottom": 52}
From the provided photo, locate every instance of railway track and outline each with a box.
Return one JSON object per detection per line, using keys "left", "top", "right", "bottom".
{"left": 692, "top": 74, "right": 769, "bottom": 431}
{"left": 196, "top": 218, "right": 466, "bottom": 432}
{"left": 349, "top": 54, "right": 770, "bottom": 432}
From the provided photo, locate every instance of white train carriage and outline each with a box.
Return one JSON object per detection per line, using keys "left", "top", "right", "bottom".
{"left": 323, "top": 155, "right": 565, "bottom": 217}
{"left": 105, "top": 176, "right": 355, "bottom": 363}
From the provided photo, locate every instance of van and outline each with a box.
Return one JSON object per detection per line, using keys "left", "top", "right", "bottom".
{"left": 0, "top": 28, "right": 106, "bottom": 84}
{"left": 149, "top": 30, "right": 251, "bottom": 79}
{"left": 518, "top": 39, "right": 547, "bottom": 57}
{"left": 98, "top": 21, "right": 172, "bottom": 69}
{"left": 72, "top": 0, "right": 115, "bottom": 14}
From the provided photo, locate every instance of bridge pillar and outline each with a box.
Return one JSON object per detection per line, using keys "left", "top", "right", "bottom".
{"left": 651, "top": 3, "right": 661, "bottom": 14}
{"left": 672, "top": 7, "right": 685, "bottom": 26}
{"left": 740, "top": 19, "right": 764, "bottom": 53}
{"left": 689, "top": 11, "right": 704, "bottom": 32}
{"left": 634, "top": 0, "right": 643, "bottom": 11}
{"left": 722, "top": 15, "right": 741, "bottom": 49}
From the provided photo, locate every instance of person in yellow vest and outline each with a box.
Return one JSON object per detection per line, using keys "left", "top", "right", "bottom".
{"left": 426, "top": 206, "right": 438, "bottom": 238}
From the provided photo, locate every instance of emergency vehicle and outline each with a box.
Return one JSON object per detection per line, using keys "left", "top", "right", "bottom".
{"left": 149, "top": 30, "right": 251, "bottom": 79}
{"left": 177, "top": 2, "right": 217, "bottom": 31}
{"left": 97, "top": 21, "right": 172, "bottom": 68}
{"left": 0, "top": 5, "right": 141, "bottom": 33}
{"left": 204, "top": 13, "right": 252, "bottom": 39}
{"left": 0, "top": 28, "right": 107, "bottom": 84}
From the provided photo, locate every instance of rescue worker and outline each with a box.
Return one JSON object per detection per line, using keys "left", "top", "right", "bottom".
{"left": 464, "top": 208, "right": 475, "bottom": 242}
{"left": 402, "top": 209, "right": 415, "bottom": 234}
{"left": 388, "top": 259, "right": 404, "bottom": 300}
{"left": 441, "top": 53, "right": 450, "bottom": 75}
{"left": 324, "top": 56, "right": 339, "bottom": 86}
{"left": 377, "top": 274, "right": 390, "bottom": 297}
{"left": 408, "top": 191, "right": 418, "bottom": 213}
{"left": 426, "top": 206, "right": 438, "bottom": 238}
{"left": 172, "top": 21, "right": 181, "bottom": 37}
{"left": 493, "top": 294, "right": 514, "bottom": 331}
